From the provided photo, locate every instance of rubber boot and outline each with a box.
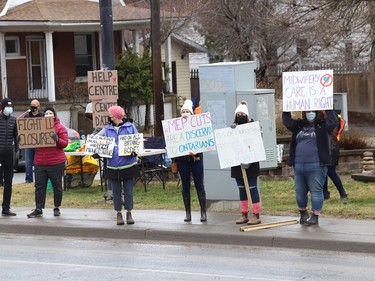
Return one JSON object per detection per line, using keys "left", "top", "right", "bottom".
{"left": 236, "top": 212, "right": 249, "bottom": 224}
{"left": 183, "top": 194, "right": 191, "bottom": 222}
{"left": 247, "top": 213, "right": 261, "bottom": 225}
{"left": 299, "top": 210, "right": 309, "bottom": 225}
{"left": 305, "top": 213, "right": 319, "bottom": 226}
{"left": 198, "top": 191, "right": 207, "bottom": 222}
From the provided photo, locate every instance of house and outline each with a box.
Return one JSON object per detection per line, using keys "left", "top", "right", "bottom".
{"left": 0, "top": 0, "right": 149, "bottom": 131}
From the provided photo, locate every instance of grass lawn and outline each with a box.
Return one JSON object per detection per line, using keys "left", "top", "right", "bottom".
{"left": 8, "top": 175, "right": 375, "bottom": 220}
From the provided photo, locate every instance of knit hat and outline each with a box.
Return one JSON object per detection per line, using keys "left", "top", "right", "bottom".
{"left": 180, "top": 99, "right": 194, "bottom": 114}
{"left": 1, "top": 98, "right": 12, "bottom": 110}
{"left": 108, "top": 105, "right": 125, "bottom": 120}
{"left": 43, "top": 106, "right": 57, "bottom": 117}
{"left": 85, "top": 102, "right": 93, "bottom": 114}
{"left": 235, "top": 100, "right": 249, "bottom": 116}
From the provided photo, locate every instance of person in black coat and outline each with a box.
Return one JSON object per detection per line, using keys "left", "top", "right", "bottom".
{"left": 230, "top": 101, "right": 262, "bottom": 225}
{"left": 323, "top": 110, "right": 348, "bottom": 201}
{"left": 0, "top": 98, "right": 18, "bottom": 216}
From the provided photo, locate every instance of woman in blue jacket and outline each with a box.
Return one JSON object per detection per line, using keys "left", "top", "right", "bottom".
{"left": 282, "top": 110, "right": 338, "bottom": 226}
{"left": 99, "top": 105, "right": 140, "bottom": 226}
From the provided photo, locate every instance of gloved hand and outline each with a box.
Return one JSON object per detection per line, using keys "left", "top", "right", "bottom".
{"left": 130, "top": 151, "right": 138, "bottom": 157}
{"left": 51, "top": 133, "right": 59, "bottom": 143}
{"left": 240, "top": 163, "right": 250, "bottom": 169}
{"left": 230, "top": 123, "right": 237, "bottom": 129}
{"left": 91, "top": 153, "right": 100, "bottom": 159}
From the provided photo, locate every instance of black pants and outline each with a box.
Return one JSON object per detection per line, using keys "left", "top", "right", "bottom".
{"left": 34, "top": 163, "right": 65, "bottom": 209}
{"left": 0, "top": 152, "right": 14, "bottom": 211}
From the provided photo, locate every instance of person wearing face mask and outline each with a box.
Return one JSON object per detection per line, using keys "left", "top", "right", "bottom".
{"left": 230, "top": 100, "right": 262, "bottom": 225}
{"left": 0, "top": 98, "right": 18, "bottom": 216}
{"left": 96, "top": 105, "right": 140, "bottom": 226}
{"left": 21, "top": 100, "right": 44, "bottom": 183}
{"left": 27, "top": 107, "right": 68, "bottom": 218}
{"left": 282, "top": 109, "right": 338, "bottom": 226}
{"left": 175, "top": 99, "right": 206, "bottom": 222}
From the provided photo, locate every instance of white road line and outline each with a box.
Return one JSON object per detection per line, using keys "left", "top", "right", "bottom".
{"left": 0, "top": 259, "right": 291, "bottom": 281}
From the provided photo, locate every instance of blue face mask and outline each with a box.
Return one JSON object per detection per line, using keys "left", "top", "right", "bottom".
{"left": 306, "top": 112, "right": 316, "bottom": 122}
{"left": 3, "top": 107, "right": 13, "bottom": 116}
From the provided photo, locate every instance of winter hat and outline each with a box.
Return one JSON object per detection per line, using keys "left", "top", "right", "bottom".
{"left": 43, "top": 106, "right": 57, "bottom": 117}
{"left": 1, "top": 98, "right": 12, "bottom": 109}
{"left": 180, "top": 99, "right": 194, "bottom": 114}
{"left": 85, "top": 102, "right": 93, "bottom": 114}
{"left": 235, "top": 100, "right": 249, "bottom": 116}
{"left": 108, "top": 105, "right": 125, "bottom": 120}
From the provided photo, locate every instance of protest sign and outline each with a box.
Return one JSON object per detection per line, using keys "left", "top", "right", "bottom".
{"left": 282, "top": 69, "right": 333, "bottom": 112}
{"left": 214, "top": 122, "right": 266, "bottom": 169}
{"left": 91, "top": 99, "right": 118, "bottom": 128}
{"left": 87, "top": 70, "right": 118, "bottom": 101}
{"left": 17, "top": 117, "right": 56, "bottom": 149}
{"left": 162, "top": 112, "right": 216, "bottom": 158}
{"left": 85, "top": 135, "right": 115, "bottom": 158}
{"left": 118, "top": 133, "right": 144, "bottom": 156}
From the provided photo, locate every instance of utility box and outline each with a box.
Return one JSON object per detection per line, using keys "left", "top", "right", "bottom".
{"left": 333, "top": 93, "right": 349, "bottom": 130}
{"left": 236, "top": 89, "right": 277, "bottom": 169}
{"left": 199, "top": 61, "right": 277, "bottom": 200}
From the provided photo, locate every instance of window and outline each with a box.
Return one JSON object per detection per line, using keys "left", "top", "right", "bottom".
{"left": 74, "top": 34, "right": 94, "bottom": 77}
{"left": 5, "top": 36, "right": 20, "bottom": 56}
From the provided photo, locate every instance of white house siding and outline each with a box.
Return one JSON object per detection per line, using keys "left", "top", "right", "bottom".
{"left": 161, "top": 40, "right": 191, "bottom": 100}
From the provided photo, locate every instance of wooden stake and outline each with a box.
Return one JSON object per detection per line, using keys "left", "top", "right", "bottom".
{"left": 241, "top": 166, "right": 252, "bottom": 208}
{"left": 240, "top": 219, "right": 299, "bottom": 232}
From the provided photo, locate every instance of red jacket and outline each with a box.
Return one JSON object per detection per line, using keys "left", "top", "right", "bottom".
{"left": 34, "top": 116, "right": 68, "bottom": 166}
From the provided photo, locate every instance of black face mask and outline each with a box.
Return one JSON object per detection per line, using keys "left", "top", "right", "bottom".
{"left": 108, "top": 116, "right": 113, "bottom": 124}
{"left": 30, "top": 106, "right": 37, "bottom": 112}
{"left": 235, "top": 115, "right": 248, "bottom": 124}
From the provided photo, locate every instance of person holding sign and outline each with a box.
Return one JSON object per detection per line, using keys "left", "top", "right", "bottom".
{"left": 282, "top": 110, "right": 338, "bottom": 226}
{"left": 176, "top": 99, "right": 207, "bottom": 223}
{"left": 0, "top": 98, "right": 18, "bottom": 216}
{"left": 27, "top": 107, "right": 68, "bottom": 218}
{"left": 230, "top": 101, "right": 262, "bottom": 225}
{"left": 323, "top": 110, "right": 348, "bottom": 201}
{"left": 97, "top": 105, "right": 140, "bottom": 226}
{"left": 21, "top": 99, "right": 44, "bottom": 184}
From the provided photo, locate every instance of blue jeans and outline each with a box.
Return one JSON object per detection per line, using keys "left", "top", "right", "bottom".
{"left": 294, "top": 162, "right": 327, "bottom": 212}
{"left": 235, "top": 177, "right": 260, "bottom": 203}
{"left": 25, "top": 148, "right": 36, "bottom": 182}
{"left": 110, "top": 178, "right": 134, "bottom": 211}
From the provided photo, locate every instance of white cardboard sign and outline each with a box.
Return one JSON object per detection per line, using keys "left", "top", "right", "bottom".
{"left": 162, "top": 112, "right": 216, "bottom": 158}
{"left": 282, "top": 69, "right": 334, "bottom": 112}
{"left": 214, "top": 121, "right": 266, "bottom": 169}
{"left": 118, "top": 133, "right": 144, "bottom": 156}
{"left": 85, "top": 135, "right": 115, "bottom": 158}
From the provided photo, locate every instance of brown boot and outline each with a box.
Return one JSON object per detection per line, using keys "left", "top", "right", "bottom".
{"left": 236, "top": 212, "right": 249, "bottom": 224}
{"left": 126, "top": 211, "right": 134, "bottom": 225}
{"left": 247, "top": 213, "right": 261, "bottom": 225}
{"left": 116, "top": 212, "right": 124, "bottom": 225}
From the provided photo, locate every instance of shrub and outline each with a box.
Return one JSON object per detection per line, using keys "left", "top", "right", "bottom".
{"left": 340, "top": 126, "right": 374, "bottom": 150}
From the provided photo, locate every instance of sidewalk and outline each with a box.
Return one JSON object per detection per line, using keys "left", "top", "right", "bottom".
{"left": 1, "top": 208, "right": 374, "bottom": 254}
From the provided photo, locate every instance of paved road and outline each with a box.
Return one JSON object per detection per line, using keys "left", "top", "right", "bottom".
{"left": 1, "top": 234, "right": 374, "bottom": 281}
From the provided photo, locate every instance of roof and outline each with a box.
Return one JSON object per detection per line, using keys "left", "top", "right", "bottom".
{"left": 171, "top": 33, "right": 207, "bottom": 53}
{"left": 0, "top": 0, "right": 153, "bottom": 32}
